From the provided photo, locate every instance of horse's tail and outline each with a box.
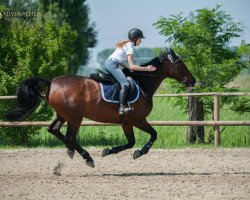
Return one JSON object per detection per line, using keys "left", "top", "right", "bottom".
{"left": 5, "top": 77, "right": 51, "bottom": 122}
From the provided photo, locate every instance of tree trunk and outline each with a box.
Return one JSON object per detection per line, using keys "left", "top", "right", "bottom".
{"left": 187, "top": 96, "right": 205, "bottom": 143}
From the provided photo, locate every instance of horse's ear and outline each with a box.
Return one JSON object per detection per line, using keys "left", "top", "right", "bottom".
{"left": 170, "top": 48, "right": 178, "bottom": 59}
{"left": 169, "top": 48, "right": 174, "bottom": 54}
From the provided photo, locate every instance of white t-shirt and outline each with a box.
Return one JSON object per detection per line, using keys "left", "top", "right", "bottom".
{"left": 109, "top": 42, "right": 134, "bottom": 62}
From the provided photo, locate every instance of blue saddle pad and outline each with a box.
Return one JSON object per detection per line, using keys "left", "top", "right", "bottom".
{"left": 100, "top": 82, "right": 140, "bottom": 104}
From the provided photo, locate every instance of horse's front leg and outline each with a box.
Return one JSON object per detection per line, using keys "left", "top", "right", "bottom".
{"left": 133, "top": 118, "right": 157, "bottom": 159}
{"left": 102, "top": 124, "right": 135, "bottom": 157}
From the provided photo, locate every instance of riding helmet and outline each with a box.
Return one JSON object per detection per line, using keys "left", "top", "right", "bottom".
{"left": 128, "top": 28, "right": 145, "bottom": 44}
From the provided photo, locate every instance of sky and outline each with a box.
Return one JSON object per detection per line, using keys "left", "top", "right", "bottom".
{"left": 83, "top": 0, "right": 250, "bottom": 70}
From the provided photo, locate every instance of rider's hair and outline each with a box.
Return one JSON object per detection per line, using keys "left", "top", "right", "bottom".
{"left": 116, "top": 40, "right": 130, "bottom": 48}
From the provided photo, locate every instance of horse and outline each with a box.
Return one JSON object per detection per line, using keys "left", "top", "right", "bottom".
{"left": 6, "top": 48, "right": 196, "bottom": 168}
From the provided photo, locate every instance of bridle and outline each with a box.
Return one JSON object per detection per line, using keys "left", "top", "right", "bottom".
{"left": 132, "top": 51, "right": 188, "bottom": 97}
{"left": 159, "top": 52, "right": 188, "bottom": 84}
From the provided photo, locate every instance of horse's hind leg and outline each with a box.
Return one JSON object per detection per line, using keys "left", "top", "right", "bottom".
{"left": 47, "top": 116, "right": 75, "bottom": 158}
{"left": 65, "top": 130, "right": 75, "bottom": 159}
{"left": 66, "top": 121, "right": 95, "bottom": 168}
{"left": 133, "top": 118, "right": 157, "bottom": 159}
{"left": 47, "top": 117, "right": 66, "bottom": 143}
{"left": 102, "top": 124, "right": 135, "bottom": 157}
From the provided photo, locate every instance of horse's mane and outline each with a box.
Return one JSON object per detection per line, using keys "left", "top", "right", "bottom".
{"left": 124, "top": 50, "right": 176, "bottom": 78}
{"left": 123, "top": 54, "right": 163, "bottom": 78}
{"left": 140, "top": 49, "right": 179, "bottom": 67}
{"left": 140, "top": 56, "right": 162, "bottom": 68}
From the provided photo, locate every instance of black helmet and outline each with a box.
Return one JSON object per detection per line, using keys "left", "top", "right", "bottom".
{"left": 128, "top": 28, "right": 145, "bottom": 43}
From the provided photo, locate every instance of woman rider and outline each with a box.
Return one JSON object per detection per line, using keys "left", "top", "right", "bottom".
{"left": 101, "top": 28, "right": 156, "bottom": 115}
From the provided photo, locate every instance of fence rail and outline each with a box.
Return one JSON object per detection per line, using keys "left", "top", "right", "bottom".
{"left": 0, "top": 121, "right": 250, "bottom": 127}
{"left": 1, "top": 92, "right": 250, "bottom": 146}
{"left": 1, "top": 92, "right": 249, "bottom": 99}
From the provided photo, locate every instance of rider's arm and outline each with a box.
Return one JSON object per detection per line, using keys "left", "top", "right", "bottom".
{"left": 127, "top": 54, "right": 156, "bottom": 72}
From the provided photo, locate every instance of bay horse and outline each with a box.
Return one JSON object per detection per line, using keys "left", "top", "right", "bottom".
{"left": 6, "top": 48, "right": 196, "bottom": 168}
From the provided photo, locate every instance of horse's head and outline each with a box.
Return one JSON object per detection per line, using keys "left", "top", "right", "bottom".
{"left": 158, "top": 48, "right": 196, "bottom": 88}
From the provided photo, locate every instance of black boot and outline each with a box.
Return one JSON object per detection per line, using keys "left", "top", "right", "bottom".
{"left": 119, "top": 85, "right": 133, "bottom": 115}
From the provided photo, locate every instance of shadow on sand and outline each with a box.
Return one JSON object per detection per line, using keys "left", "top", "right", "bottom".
{"left": 77, "top": 171, "right": 250, "bottom": 178}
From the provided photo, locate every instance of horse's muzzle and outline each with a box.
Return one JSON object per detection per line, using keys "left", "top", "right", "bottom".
{"left": 182, "top": 77, "right": 196, "bottom": 88}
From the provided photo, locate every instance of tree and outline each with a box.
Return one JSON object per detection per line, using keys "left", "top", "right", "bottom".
{"left": 1, "top": 0, "right": 97, "bottom": 74}
{"left": 38, "top": 0, "right": 97, "bottom": 74}
{"left": 0, "top": 4, "right": 77, "bottom": 144}
{"left": 0, "top": 0, "right": 37, "bottom": 10}
{"left": 153, "top": 5, "right": 250, "bottom": 143}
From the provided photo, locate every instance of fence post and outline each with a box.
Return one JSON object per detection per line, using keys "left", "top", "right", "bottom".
{"left": 214, "top": 94, "right": 220, "bottom": 146}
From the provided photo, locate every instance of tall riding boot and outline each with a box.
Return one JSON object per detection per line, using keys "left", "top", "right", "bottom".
{"left": 119, "top": 85, "right": 133, "bottom": 115}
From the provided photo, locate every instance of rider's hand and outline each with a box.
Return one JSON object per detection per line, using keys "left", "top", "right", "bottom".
{"left": 145, "top": 65, "right": 156, "bottom": 71}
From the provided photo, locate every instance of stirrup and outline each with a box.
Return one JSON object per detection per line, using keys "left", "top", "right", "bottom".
{"left": 119, "top": 106, "right": 134, "bottom": 115}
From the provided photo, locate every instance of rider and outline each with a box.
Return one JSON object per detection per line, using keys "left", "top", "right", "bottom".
{"left": 101, "top": 28, "right": 156, "bottom": 115}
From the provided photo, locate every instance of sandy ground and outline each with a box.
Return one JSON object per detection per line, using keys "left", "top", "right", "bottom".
{"left": 0, "top": 147, "right": 249, "bottom": 200}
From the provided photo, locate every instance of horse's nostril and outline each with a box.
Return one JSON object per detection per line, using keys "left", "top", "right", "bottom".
{"left": 182, "top": 77, "right": 187, "bottom": 83}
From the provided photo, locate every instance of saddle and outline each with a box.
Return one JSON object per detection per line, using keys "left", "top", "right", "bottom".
{"left": 90, "top": 69, "right": 140, "bottom": 104}
{"left": 90, "top": 70, "right": 136, "bottom": 97}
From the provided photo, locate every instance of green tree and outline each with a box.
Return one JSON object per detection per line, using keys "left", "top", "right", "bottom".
{"left": 0, "top": 6, "right": 77, "bottom": 144}
{"left": 1, "top": 0, "right": 97, "bottom": 74}
{"left": 38, "top": 0, "right": 97, "bottom": 74}
{"left": 153, "top": 5, "right": 250, "bottom": 143}
{"left": 0, "top": 0, "right": 37, "bottom": 10}
{"left": 97, "top": 49, "right": 114, "bottom": 68}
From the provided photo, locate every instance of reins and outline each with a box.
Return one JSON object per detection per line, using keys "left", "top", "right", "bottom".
{"left": 132, "top": 71, "right": 165, "bottom": 79}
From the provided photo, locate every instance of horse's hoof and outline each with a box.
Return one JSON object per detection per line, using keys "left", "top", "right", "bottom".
{"left": 133, "top": 149, "right": 142, "bottom": 159}
{"left": 102, "top": 148, "right": 111, "bottom": 157}
{"left": 67, "top": 149, "right": 75, "bottom": 159}
{"left": 86, "top": 160, "right": 95, "bottom": 168}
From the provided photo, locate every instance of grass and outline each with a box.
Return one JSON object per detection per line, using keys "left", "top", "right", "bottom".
{"left": 227, "top": 73, "right": 250, "bottom": 91}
